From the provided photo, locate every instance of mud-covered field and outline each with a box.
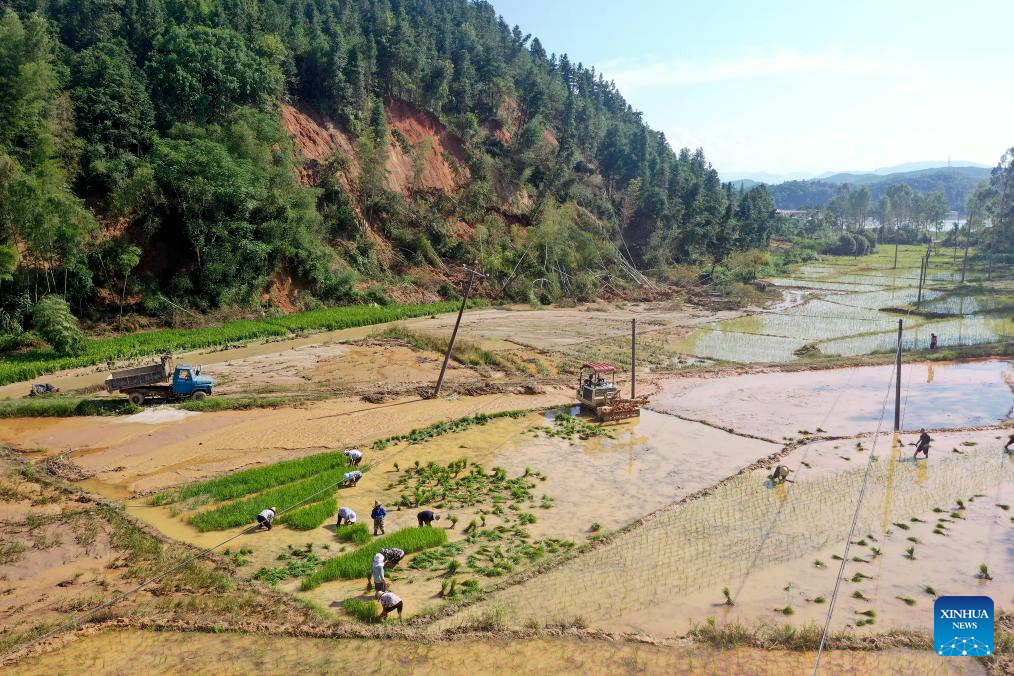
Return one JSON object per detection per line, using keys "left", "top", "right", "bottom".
{"left": 3, "top": 250, "right": 1014, "bottom": 674}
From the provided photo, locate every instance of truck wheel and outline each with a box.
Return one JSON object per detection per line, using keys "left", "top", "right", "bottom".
{"left": 128, "top": 393, "right": 145, "bottom": 406}
{"left": 191, "top": 391, "right": 207, "bottom": 400}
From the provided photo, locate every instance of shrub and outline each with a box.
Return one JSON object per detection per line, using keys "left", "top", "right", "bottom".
{"left": 32, "top": 296, "right": 86, "bottom": 356}
{"left": 302, "top": 527, "right": 448, "bottom": 589}
{"left": 279, "top": 498, "right": 336, "bottom": 531}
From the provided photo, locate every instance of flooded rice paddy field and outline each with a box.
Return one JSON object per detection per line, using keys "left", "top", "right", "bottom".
{"left": 13, "top": 630, "right": 982, "bottom": 675}
{"left": 120, "top": 409, "right": 777, "bottom": 619}
{"left": 654, "top": 359, "right": 1014, "bottom": 440}
{"left": 433, "top": 430, "right": 1014, "bottom": 637}
{"left": 672, "top": 248, "right": 1013, "bottom": 363}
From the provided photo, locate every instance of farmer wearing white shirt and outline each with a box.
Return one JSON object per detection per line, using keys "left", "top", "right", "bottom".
{"left": 343, "top": 470, "right": 363, "bottom": 487}
{"left": 336, "top": 506, "right": 357, "bottom": 527}
{"left": 255, "top": 507, "right": 276, "bottom": 531}
{"left": 344, "top": 448, "right": 363, "bottom": 467}
{"left": 371, "top": 551, "right": 386, "bottom": 595}
{"left": 379, "top": 591, "right": 403, "bottom": 620}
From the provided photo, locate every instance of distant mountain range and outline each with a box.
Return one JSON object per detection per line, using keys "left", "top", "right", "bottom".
{"left": 723, "top": 163, "right": 993, "bottom": 214}
{"left": 723, "top": 161, "right": 992, "bottom": 185}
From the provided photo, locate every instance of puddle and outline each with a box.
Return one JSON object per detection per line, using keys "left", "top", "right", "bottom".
{"left": 11, "top": 630, "right": 981, "bottom": 675}
{"left": 438, "top": 432, "right": 1014, "bottom": 638}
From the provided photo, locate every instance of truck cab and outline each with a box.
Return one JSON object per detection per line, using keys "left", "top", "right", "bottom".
{"left": 171, "top": 365, "right": 214, "bottom": 398}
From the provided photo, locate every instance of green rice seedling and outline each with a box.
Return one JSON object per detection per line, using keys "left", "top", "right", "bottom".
{"left": 998, "top": 504, "right": 1010, "bottom": 511}
{"left": 910, "top": 517, "right": 925, "bottom": 523}
{"left": 870, "top": 547, "right": 882, "bottom": 557}
{"left": 813, "top": 559, "right": 825, "bottom": 568}
{"left": 303, "top": 527, "right": 448, "bottom": 589}
{"left": 857, "top": 610, "right": 876, "bottom": 618}
{"left": 924, "top": 586, "right": 937, "bottom": 596}
{"left": 445, "top": 560, "right": 461, "bottom": 576}
{"left": 932, "top": 507, "right": 945, "bottom": 513}
{"left": 906, "top": 536, "right": 921, "bottom": 544}
{"left": 813, "top": 596, "right": 826, "bottom": 604}
{"left": 802, "top": 462, "right": 812, "bottom": 469}
{"left": 187, "top": 468, "right": 350, "bottom": 532}
{"left": 343, "top": 598, "right": 380, "bottom": 623}
{"left": 855, "top": 539, "right": 868, "bottom": 546}
{"left": 154, "top": 452, "right": 352, "bottom": 505}
{"left": 779, "top": 605, "right": 795, "bottom": 616}
{"left": 904, "top": 547, "right": 916, "bottom": 560}
{"left": 851, "top": 572, "right": 870, "bottom": 583}
{"left": 851, "top": 556, "right": 869, "bottom": 564}
{"left": 977, "top": 564, "right": 992, "bottom": 580}
{"left": 370, "top": 410, "right": 528, "bottom": 450}
{"left": 783, "top": 583, "right": 794, "bottom": 593}
{"left": 335, "top": 523, "right": 371, "bottom": 545}
{"left": 892, "top": 522, "right": 910, "bottom": 530}
{"left": 933, "top": 528, "right": 946, "bottom": 535}
{"left": 279, "top": 498, "right": 337, "bottom": 531}
{"left": 832, "top": 555, "right": 843, "bottom": 561}
{"left": 855, "top": 619, "right": 873, "bottom": 627}
{"left": 961, "top": 441, "right": 978, "bottom": 447}
{"left": 722, "top": 587, "right": 734, "bottom": 606}
{"left": 448, "top": 515, "right": 459, "bottom": 529}
{"left": 589, "top": 522, "right": 602, "bottom": 533}
{"left": 950, "top": 511, "right": 963, "bottom": 519}
{"left": 897, "top": 596, "right": 917, "bottom": 606}
{"left": 518, "top": 512, "right": 536, "bottom": 525}
{"left": 852, "top": 591, "right": 866, "bottom": 600}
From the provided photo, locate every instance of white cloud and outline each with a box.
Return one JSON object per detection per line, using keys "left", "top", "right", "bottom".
{"left": 602, "top": 48, "right": 888, "bottom": 91}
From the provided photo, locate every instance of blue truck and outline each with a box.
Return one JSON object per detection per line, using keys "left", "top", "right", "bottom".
{"left": 105, "top": 354, "right": 214, "bottom": 406}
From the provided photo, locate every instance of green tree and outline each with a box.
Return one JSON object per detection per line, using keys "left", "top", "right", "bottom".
{"left": 33, "top": 295, "right": 86, "bottom": 355}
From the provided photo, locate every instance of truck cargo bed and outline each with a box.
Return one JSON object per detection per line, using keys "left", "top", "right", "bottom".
{"left": 105, "top": 360, "right": 171, "bottom": 392}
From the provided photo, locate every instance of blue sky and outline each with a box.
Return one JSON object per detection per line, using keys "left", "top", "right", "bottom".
{"left": 492, "top": 0, "right": 1014, "bottom": 177}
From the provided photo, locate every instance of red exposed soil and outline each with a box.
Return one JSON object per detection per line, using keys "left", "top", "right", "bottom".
{"left": 279, "top": 102, "right": 360, "bottom": 187}
{"left": 383, "top": 97, "right": 469, "bottom": 194}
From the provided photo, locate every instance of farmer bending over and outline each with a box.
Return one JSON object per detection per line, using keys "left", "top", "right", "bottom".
{"left": 256, "top": 506, "right": 277, "bottom": 531}
{"left": 336, "top": 506, "right": 357, "bottom": 527}
{"left": 379, "top": 547, "right": 405, "bottom": 568}
{"left": 417, "top": 510, "right": 440, "bottom": 527}
{"left": 344, "top": 448, "right": 363, "bottom": 467}
{"left": 343, "top": 470, "right": 364, "bottom": 487}
{"left": 379, "top": 591, "right": 403, "bottom": 620}
{"left": 768, "top": 465, "right": 793, "bottom": 484}
{"left": 914, "top": 429, "right": 932, "bottom": 459}
{"left": 1005, "top": 433, "right": 1014, "bottom": 453}
{"left": 371, "top": 501, "right": 387, "bottom": 536}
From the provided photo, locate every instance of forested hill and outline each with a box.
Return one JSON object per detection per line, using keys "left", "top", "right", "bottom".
{"left": 763, "top": 166, "right": 990, "bottom": 213}
{"left": 0, "top": 0, "right": 780, "bottom": 326}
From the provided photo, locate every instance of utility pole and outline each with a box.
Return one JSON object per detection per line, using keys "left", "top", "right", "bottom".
{"left": 894, "top": 319, "right": 903, "bottom": 432}
{"left": 433, "top": 264, "right": 484, "bottom": 398}
{"left": 630, "top": 318, "right": 636, "bottom": 399}
{"left": 916, "top": 247, "right": 929, "bottom": 308}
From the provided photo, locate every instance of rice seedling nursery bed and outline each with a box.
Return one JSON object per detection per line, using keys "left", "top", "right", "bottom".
{"left": 0, "top": 300, "right": 472, "bottom": 386}
{"left": 302, "top": 527, "right": 449, "bottom": 589}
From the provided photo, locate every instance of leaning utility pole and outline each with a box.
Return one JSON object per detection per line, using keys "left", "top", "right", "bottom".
{"left": 894, "top": 319, "right": 903, "bottom": 432}
{"left": 433, "top": 264, "right": 484, "bottom": 398}
{"left": 630, "top": 318, "right": 637, "bottom": 399}
{"left": 916, "top": 248, "right": 929, "bottom": 308}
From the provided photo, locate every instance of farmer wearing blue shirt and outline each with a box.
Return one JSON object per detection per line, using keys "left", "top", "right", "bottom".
{"left": 371, "top": 501, "right": 387, "bottom": 536}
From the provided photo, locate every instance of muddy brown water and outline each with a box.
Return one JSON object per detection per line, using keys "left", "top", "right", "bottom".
{"left": 435, "top": 430, "right": 1014, "bottom": 637}
{"left": 120, "top": 410, "right": 778, "bottom": 620}
{"left": 10, "top": 630, "right": 983, "bottom": 675}
{"left": 654, "top": 359, "right": 1014, "bottom": 441}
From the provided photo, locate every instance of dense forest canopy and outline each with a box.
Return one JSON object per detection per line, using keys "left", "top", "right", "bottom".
{"left": 0, "top": 0, "right": 786, "bottom": 331}
{"left": 0, "top": 0, "right": 1009, "bottom": 344}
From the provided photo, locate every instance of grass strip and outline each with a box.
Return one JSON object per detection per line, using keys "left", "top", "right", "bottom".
{"left": 187, "top": 467, "right": 354, "bottom": 532}
{"left": 278, "top": 498, "right": 337, "bottom": 531}
{"left": 152, "top": 451, "right": 351, "bottom": 505}
{"left": 0, "top": 398, "right": 140, "bottom": 418}
{"left": 302, "top": 527, "right": 448, "bottom": 590}
{"left": 371, "top": 410, "right": 529, "bottom": 450}
{"left": 0, "top": 301, "right": 475, "bottom": 387}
